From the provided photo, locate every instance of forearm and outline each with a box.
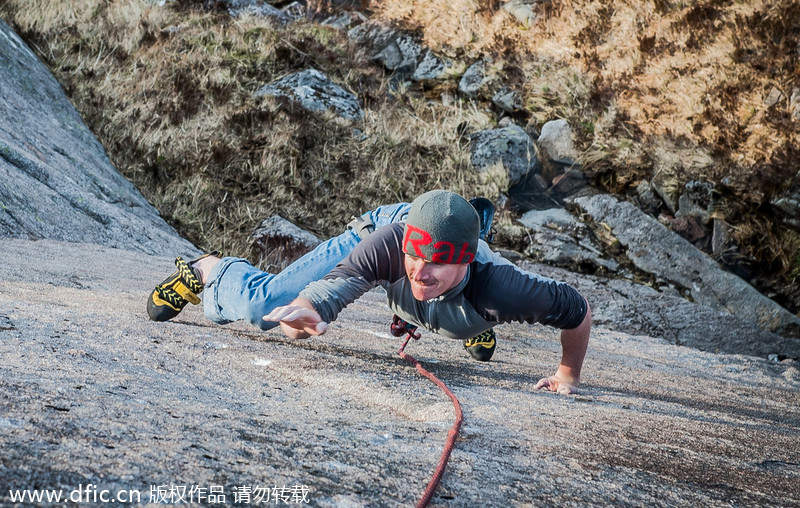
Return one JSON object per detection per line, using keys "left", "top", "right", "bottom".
{"left": 556, "top": 299, "right": 591, "bottom": 384}
{"left": 299, "top": 275, "right": 374, "bottom": 324}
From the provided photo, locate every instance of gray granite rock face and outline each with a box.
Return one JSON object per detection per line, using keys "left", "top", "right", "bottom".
{"left": 573, "top": 194, "right": 800, "bottom": 336}
{"left": 254, "top": 68, "right": 363, "bottom": 121}
{"left": 1, "top": 238, "right": 798, "bottom": 507}
{"left": 0, "top": 19, "right": 197, "bottom": 257}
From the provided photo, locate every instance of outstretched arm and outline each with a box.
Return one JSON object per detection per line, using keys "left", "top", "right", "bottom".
{"left": 263, "top": 297, "right": 328, "bottom": 339}
{"left": 535, "top": 299, "right": 591, "bottom": 395}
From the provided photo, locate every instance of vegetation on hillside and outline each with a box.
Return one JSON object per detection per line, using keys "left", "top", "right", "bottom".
{"left": 1, "top": 0, "right": 798, "bottom": 309}
{"left": 1, "top": 1, "right": 498, "bottom": 254}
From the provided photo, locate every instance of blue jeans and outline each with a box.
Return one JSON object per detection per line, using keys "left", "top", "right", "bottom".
{"left": 204, "top": 203, "right": 411, "bottom": 330}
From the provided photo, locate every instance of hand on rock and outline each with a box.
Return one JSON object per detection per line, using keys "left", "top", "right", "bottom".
{"left": 534, "top": 374, "right": 578, "bottom": 395}
{"left": 263, "top": 305, "right": 327, "bottom": 338}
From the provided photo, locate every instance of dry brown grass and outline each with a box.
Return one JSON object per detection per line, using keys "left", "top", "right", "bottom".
{"left": 373, "top": 0, "right": 799, "bottom": 191}
{"left": 1, "top": 0, "right": 799, "bottom": 303}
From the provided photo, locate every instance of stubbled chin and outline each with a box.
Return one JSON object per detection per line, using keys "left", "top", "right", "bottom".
{"left": 410, "top": 282, "right": 438, "bottom": 301}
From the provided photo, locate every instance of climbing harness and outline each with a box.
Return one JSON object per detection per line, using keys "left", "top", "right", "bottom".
{"left": 346, "top": 213, "right": 376, "bottom": 240}
{"left": 397, "top": 328, "right": 463, "bottom": 508}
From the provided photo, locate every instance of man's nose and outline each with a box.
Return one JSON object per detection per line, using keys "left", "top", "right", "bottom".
{"left": 411, "top": 258, "right": 431, "bottom": 278}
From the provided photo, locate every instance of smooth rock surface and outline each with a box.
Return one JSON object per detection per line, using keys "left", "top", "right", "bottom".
{"left": 0, "top": 18, "right": 197, "bottom": 257}
{"left": 0, "top": 238, "right": 798, "bottom": 507}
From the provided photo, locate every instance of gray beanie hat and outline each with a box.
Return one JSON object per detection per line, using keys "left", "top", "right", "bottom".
{"left": 402, "top": 190, "right": 480, "bottom": 264}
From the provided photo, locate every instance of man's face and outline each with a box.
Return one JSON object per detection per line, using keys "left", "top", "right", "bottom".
{"left": 404, "top": 254, "right": 469, "bottom": 301}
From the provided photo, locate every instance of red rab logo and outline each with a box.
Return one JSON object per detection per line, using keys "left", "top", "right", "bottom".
{"left": 404, "top": 225, "right": 475, "bottom": 264}
{"left": 403, "top": 224, "right": 431, "bottom": 257}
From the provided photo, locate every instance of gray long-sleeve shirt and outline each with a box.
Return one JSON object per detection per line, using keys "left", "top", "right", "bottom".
{"left": 299, "top": 223, "right": 587, "bottom": 339}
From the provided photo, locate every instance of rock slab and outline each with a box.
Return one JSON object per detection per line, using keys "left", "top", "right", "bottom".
{"left": 0, "top": 238, "right": 798, "bottom": 507}
{"left": 573, "top": 194, "right": 800, "bottom": 336}
{"left": 0, "top": 19, "right": 197, "bottom": 256}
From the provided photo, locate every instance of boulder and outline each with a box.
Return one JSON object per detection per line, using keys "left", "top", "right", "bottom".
{"left": 250, "top": 215, "right": 322, "bottom": 271}
{"left": 411, "top": 50, "right": 452, "bottom": 82}
{"left": 537, "top": 118, "right": 579, "bottom": 162}
{"left": 220, "top": 0, "right": 292, "bottom": 22}
{"left": 348, "top": 21, "right": 395, "bottom": 49}
{"left": 0, "top": 19, "right": 197, "bottom": 257}
{"left": 458, "top": 60, "right": 489, "bottom": 98}
{"left": 469, "top": 125, "right": 537, "bottom": 186}
{"left": 492, "top": 87, "right": 523, "bottom": 114}
{"left": 572, "top": 194, "right": 800, "bottom": 336}
{"left": 518, "top": 208, "right": 620, "bottom": 273}
{"left": 254, "top": 68, "right": 363, "bottom": 121}
{"left": 348, "top": 22, "right": 422, "bottom": 73}
{"left": 346, "top": 22, "right": 452, "bottom": 83}
{"left": 373, "top": 33, "right": 422, "bottom": 72}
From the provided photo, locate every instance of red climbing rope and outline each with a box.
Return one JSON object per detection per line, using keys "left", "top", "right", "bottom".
{"left": 398, "top": 333, "right": 463, "bottom": 508}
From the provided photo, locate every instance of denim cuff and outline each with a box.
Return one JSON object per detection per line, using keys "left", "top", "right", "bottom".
{"left": 203, "top": 257, "right": 249, "bottom": 324}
